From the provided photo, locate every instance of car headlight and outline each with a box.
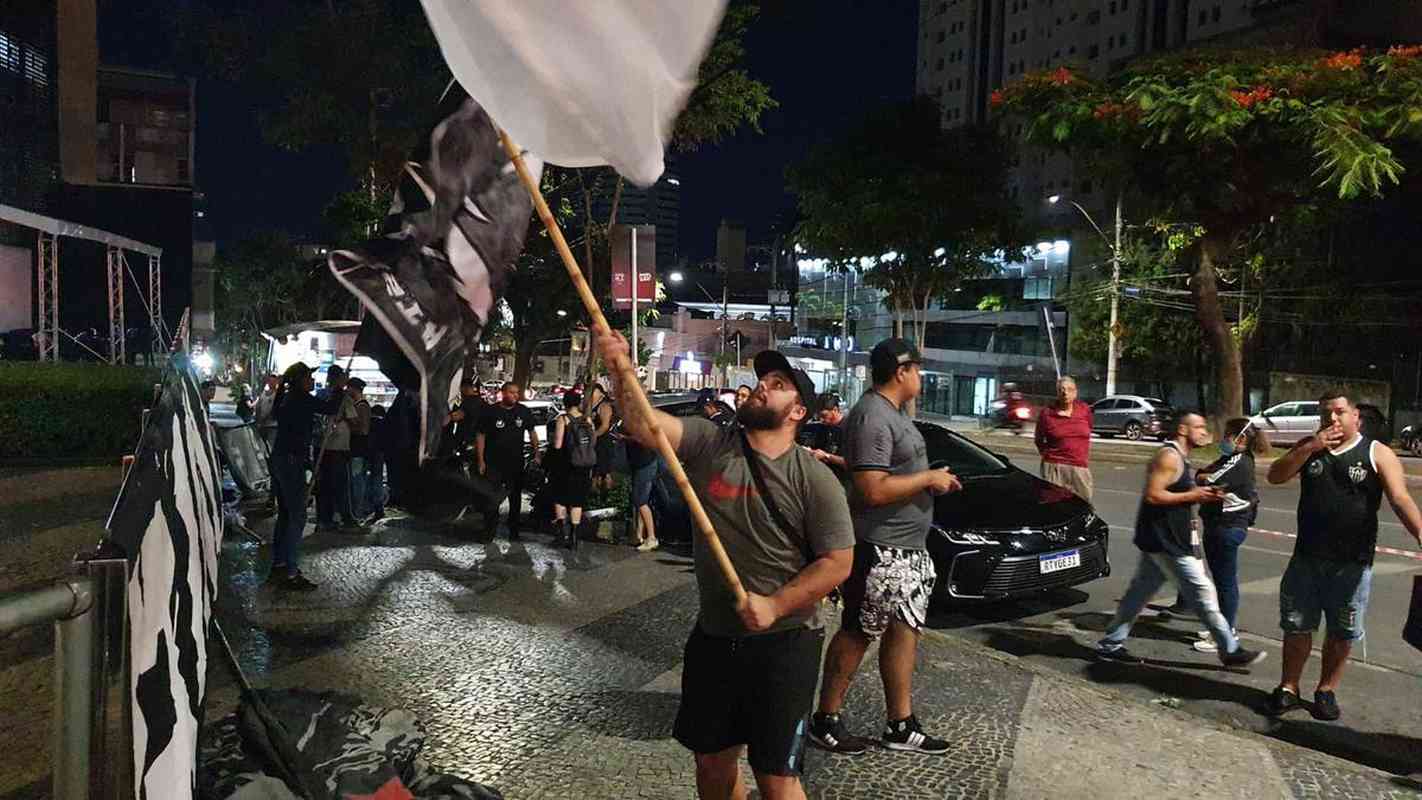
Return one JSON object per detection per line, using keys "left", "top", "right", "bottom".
{"left": 1014, "top": 407, "right": 1031, "bottom": 419}
{"left": 932, "top": 525, "right": 1001, "bottom": 546}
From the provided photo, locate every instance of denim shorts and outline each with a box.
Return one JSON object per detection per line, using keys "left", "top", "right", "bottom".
{"left": 630, "top": 458, "right": 660, "bottom": 507}
{"left": 1279, "top": 555, "right": 1372, "bottom": 641}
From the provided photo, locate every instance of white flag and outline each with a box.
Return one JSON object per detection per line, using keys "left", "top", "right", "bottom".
{"left": 420, "top": 0, "right": 727, "bottom": 186}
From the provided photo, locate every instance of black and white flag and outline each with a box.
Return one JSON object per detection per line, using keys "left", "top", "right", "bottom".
{"left": 105, "top": 364, "right": 223, "bottom": 800}
{"left": 330, "top": 84, "right": 541, "bottom": 464}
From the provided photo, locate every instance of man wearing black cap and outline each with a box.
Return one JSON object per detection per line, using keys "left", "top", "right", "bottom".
{"left": 811, "top": 338, "right": 961, "bottom": 757}
{"left": 697, "top": 387, "right": 736, "bottom": 429}
{"left": 595, "top": 329, "right": 854, "bottom": 800}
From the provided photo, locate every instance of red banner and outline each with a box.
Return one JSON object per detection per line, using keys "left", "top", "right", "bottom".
{"left": 611, "top": 224, "right": 656, "bottom": 309}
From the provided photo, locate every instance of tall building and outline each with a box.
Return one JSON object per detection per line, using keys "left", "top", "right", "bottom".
{"left": 591, "top": 156, "right": 680, "bottom": 269}
{"left": 0, "top": 0, "right": 213, "bottom": 351}
{"left": 0, "top": 2, "right": 59, "bottom": 216}
{"left": 916, "top": 0, "right": 1420, "bottom": 216}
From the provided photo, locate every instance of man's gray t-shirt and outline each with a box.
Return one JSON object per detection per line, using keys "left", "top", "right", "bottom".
{"left": 844, "top": 390, "right": 933, "bottom": 550}
{"left": 677, "top": 417, "right": 855, "bottom": 637}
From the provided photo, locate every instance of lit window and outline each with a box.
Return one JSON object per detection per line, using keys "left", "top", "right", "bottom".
{"left": 0, "top": 31, "right": 18, "bottom": 73}
{"left": 23, "top": 47, "right": 47, "bottom": 89}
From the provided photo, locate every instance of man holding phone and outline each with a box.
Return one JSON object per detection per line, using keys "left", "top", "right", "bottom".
{"left": 1096, "top": 411, "right": 1268, "bottom": 667}
{"left": 1265, "top": 392, "right": 1422, "bottom": 720}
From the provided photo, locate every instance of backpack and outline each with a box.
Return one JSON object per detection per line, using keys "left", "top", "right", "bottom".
{"left": 566, "top": 414, "right": 598, "bottom": 468}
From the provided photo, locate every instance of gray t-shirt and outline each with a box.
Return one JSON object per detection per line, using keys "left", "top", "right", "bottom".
{"left": 676, "top": 417, "right": 856, "bottom": 637}
{"left": 844, "top": 390, "right": 933, "bottom": 550}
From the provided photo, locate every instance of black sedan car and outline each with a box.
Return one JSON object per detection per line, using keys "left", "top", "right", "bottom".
{"left": 800, "top": 419, "right": 1110, "bottom": 604}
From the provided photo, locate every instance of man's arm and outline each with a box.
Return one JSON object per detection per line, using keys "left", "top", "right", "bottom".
{"left": 595, "top": 328, "right": 683, "bottom": 452}
{"left": 1375, "top": 444, "right": 1422, "bottom": 546}
{"left": 526, "top": 409, "right": 541, "bottom": 457}
{"left": 853, "top": 468, "right": 960, "bottom": 507}
{"left": 1268, "top": 436, "right": 1323, "bottom": 484}
{"left": 593, "top": 403, "right": 613, "bottom": 437}
{"left": 551, "top": 415, "right": 565, "bottom": 450}
{"left": 1033, "top": 411, "right": 1048, "bottom": 451}
{"left": 738, "top": 548, "right": 853, "bottom": 632}
{"left": 1144, "top": 448, "right": 1220, "bottom": 506}
{"left": 475, "top": 432, "right": 487, "bottom": 474}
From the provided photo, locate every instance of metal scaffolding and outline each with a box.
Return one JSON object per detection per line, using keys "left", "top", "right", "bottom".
{"left": 0, "top": 203, "right": 164, "bottom": 363}
{"left": 36, "top": 231, "right": 58, "bottom": 361}
{"left": 106, "top": 247, "right": 125, "bottom": 365}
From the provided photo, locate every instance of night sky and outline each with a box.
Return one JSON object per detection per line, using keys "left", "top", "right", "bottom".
{"left": 97, "top": 0, "right": 918, "bottom": 261}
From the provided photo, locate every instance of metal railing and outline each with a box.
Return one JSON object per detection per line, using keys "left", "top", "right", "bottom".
{"left": 0, "top": 553, "right": 133, "bottom": 800}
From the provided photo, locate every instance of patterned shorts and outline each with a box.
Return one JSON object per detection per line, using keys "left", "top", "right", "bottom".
{"left": 840, "top": 542, "right": 937, "bottom": 640}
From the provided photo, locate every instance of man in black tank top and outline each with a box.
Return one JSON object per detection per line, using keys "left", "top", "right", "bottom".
{"left": 1096, "top": 411, "right": 1268, "bottom": 668}
{"left": 1264, "top": 392, "right": 1422, "bottom": 721}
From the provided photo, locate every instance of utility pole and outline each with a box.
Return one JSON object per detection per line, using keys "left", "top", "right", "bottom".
{"left": 1105, "top": 191, "right": 1123, "bottom": 397}
{"left": 630, "top": 226, "right": 640, "bottom": 386}
{"left": 720, "top": 276, "right": 729, "bottom": 388}
{"left": 839, "top": 270, "right": 850, "bottom": 392}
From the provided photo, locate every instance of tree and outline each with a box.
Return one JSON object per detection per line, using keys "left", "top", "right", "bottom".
{"left": 996, "top": 47, "right": 1422, "bottom": 424}
{"left": 202, "top": 0, "right": 449, "bottom": 224}
{"left": 212, "top": 232, "right": 323, "bottom": 378}
{"left": 788, "top": 98, "right": 1026, "bottom": 346}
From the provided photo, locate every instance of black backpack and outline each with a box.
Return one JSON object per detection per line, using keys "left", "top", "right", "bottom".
{"left": 567, "top": 415, "right": 598, "bottom": 467}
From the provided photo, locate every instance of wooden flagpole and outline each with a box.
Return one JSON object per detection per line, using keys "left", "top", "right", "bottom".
{"left": 499, "top": 131, "right": 747, "bottom": 606}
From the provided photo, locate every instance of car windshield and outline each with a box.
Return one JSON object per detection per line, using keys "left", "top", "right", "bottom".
{"left": 915, "top": 423, "right": 1011, "bottom": 477}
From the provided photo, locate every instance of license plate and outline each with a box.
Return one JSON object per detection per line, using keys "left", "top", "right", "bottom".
{"left": 1039, "top": 549, "right": 1081, "bottom": 574}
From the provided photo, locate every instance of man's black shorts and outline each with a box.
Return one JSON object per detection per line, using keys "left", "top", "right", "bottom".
{"left": 673, "top": 624, "right": 824, "bottom": 776}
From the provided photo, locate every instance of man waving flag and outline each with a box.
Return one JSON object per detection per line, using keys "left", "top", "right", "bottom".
{"left": 332, "top": 1, "right": 726, "bottom": 464}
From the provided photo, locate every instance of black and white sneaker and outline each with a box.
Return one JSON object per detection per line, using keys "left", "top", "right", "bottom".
{"left": 1096, "top": 646, "right": 1145, "bottom": 664}
{"left": 1311, "top": 690, "right": 1341, "bottom": 721}
{"left": 1266, "top": 686, "right": 1301, "bottom": 716}
{"left": 808, "top": 713, "right": 869, "bottom": 755}
{"left": 1219, "top": 646, "right": 1267, "bottom": 669}
{"left": 882, "top": 715, "right": 950, "bottom": 755}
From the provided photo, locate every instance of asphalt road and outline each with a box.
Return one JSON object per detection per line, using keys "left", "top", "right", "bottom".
{"left": 929, "top": 448, "right": 1422, "bottom": 776}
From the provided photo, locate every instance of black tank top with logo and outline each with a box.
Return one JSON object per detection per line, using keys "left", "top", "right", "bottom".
{"left": 1134, "top": 442, "right": 1195, "bottom": 556}
{"left": 1297, "top": 435, "right": 1382, "bottom": 565}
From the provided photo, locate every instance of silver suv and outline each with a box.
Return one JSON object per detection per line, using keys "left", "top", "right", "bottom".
{"left": 1090, "top": 395, "right": 1174, "bottom": 441}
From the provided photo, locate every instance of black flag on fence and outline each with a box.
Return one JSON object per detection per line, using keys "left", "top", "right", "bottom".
{"left": 330, "top": 82, "right": 542, "bottom": 464}
{"left": 105, "top": 363, "right": 223, "bottom": 800}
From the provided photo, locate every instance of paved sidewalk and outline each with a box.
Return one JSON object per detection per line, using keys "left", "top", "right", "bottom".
{"left": 2, "top": 501, "right": 1420, "bottom": 799}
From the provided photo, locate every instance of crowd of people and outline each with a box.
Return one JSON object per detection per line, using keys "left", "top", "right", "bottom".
{"left": 1031, "top": 377, "right": 1422, "bottom": 723}
{"left": 234, "top": 336, "right": 1421, "bottom": 797}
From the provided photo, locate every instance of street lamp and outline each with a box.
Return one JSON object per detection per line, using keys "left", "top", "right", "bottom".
{"left": 669, "top": 271, "right": 684, "bottom": 284}
{"left": 1049, "top": 192, "right": 1124, "bottom": 395}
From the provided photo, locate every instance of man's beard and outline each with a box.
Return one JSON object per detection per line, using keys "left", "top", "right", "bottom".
{"left": 737, "top": 401, "right": 788, "bottom": 431}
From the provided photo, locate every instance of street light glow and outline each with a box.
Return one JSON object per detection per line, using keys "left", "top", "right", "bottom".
{"left": 669, "top": 271, "right": 684, "bottom": 283}
{"left": 1047, "top": 194, "right": 1062, "bottom": 204}
{"left": 557, "top": 309, "right": 568, "bottom": 317}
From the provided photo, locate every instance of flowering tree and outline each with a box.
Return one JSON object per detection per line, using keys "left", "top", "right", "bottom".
{"left": 996, "top": 47, "right": 1422, "bottom": 422}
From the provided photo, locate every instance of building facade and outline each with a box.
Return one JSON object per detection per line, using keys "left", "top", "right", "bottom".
{"left": 0, "top": 2, "right": 59, "bottom": 217}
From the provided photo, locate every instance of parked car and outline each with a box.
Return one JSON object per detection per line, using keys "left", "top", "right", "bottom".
{"left": 1090, "top": 395, "right": 1174, "bottom": 441}
{"left": 1251, "top": 400, "right": 1318, "bottom": 445}
{"left": 1254, "top": 400, "right": 1389, "bottom": 446}
{"left": 800, "top": 418, "right": 1110, "bottom": 602}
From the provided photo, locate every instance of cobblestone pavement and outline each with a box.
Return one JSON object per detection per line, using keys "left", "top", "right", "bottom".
{"left": 2, "top": 481, "right": 1420, "bottom": 799}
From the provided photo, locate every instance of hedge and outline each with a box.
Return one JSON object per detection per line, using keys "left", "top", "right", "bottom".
{"left": 0, "top": 362, "right": 161, "bottom": 460}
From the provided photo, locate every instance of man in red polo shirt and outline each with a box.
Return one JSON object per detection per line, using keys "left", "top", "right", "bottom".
{"left": 1034, "top": 376, "right": 1094, "bottom": 499}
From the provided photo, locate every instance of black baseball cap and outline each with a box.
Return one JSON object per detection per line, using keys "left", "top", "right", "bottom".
{"left": 752, "top": 350, "right": 820, "bottom": 419}
{"left": 870, "top": 338, "right": 922, "bottom": 377}
{"left": 696, "top": 387, "right": 720, "bottom": 406}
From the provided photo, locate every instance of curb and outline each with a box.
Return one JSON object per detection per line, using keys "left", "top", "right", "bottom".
{"left": 920, "top": 625, "right": 1419, "bottom": 785}
{"left": 956, "top": 431, "right": 1422, "bottom": 486}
